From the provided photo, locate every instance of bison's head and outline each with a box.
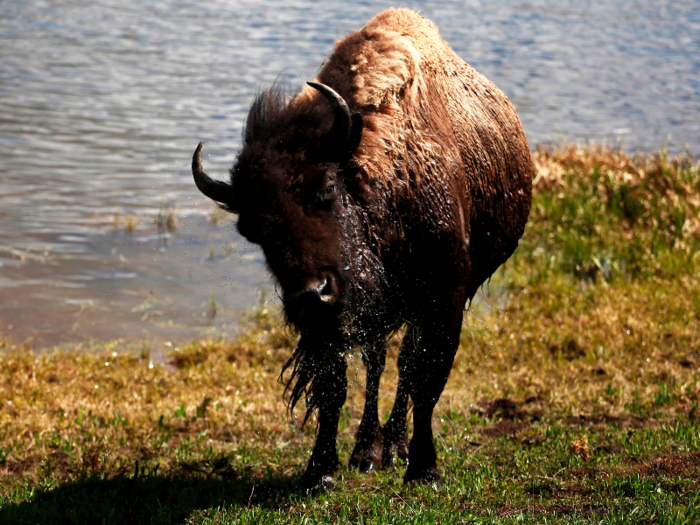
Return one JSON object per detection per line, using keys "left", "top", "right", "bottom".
{"left": 192, "top": 83, "right": 366, "bottom": 329}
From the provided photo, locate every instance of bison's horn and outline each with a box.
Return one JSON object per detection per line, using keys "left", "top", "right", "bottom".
{"left": 191, "top": 141, "right": 232, "bottom": 204}
{"left": 307, "top": 81, "right": 352, "bottom": 151}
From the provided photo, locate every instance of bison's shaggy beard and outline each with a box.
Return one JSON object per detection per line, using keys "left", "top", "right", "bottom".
{"left": 280, "top": 216, "right": 388, "bottom": 425}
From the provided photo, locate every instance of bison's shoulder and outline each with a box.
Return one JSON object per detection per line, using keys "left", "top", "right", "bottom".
{"left": 317, "top": 8, "right": 466, "bottom": 111}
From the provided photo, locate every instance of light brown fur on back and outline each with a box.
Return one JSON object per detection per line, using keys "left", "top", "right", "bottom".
{"left": 308, "top": 8, "right": 532, "bottom": 294}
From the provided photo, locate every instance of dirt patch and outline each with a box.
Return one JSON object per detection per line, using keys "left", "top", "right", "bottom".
{"left": 481, "top": 420, "right": 524, "bottom": 438}
{"left": 556, "top": 480, "right": 594, "bottom": 497}
{"left": 520, "top": 433, "right": 544, "bottom": 447}
{"left": 484, "top": 398, "right": 520, "bottom": 419}
{"left": 51, "top": 450, "right": 73, "bottom": 472}
{"left": 564, "top": 414, "right": 645, "bottom": 427}
{"left": 471, "top": 398, "right": 520, "bottom": 419}
{"left": 549, "top": 339, "right": 586, "bottom": 361}
{"left": 474, "top": 396, "right": 551, "bottom": 436}
{"left": 639, "top": 453, "right": 700, "bottom": 477}
{"left": 568, "top": 466, "right": 603, "bottom": 481}
{"left": 0, "top": 457, "right": 35, "bottom": 476}
{"left": 472, "top": 397, "right": 544, "bottom": 421}
{"left": 524, "top": 480, "right": 556, "bottom": 496}
{"left": 594, "top": 444, "right": 623, "bottom": 455}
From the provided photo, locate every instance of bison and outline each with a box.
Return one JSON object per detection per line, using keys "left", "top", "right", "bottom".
{"left": 191, "top": 8, "right": 532, "bottom": 490}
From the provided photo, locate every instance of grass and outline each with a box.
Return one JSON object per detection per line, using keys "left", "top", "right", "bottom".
{"left": 156, "top": 206, "right": 178, "bottom": 234}
{"left": 1, "top": 144, "right": 699, "bottom": 524}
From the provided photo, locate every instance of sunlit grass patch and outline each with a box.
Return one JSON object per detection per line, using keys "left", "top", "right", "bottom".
{"left": 525, "top": 144, "right": 700, "bottom": 283}
{"left": 0, "top": 145, "right": 699, "bottom": 523}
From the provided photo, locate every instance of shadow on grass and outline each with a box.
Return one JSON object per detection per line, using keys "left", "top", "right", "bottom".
{"left": 0, "top": 470, "right": 298, "bottom": 525}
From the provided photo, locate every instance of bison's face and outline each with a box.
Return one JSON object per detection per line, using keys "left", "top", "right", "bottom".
{"left": 233, "top": 152, "right": 351, "bottom": 328}
{"left": 192, "top": 82, "right": 365, "bottom": 329}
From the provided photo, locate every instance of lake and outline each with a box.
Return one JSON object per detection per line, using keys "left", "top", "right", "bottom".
{"left": 1, "top": 0, "right": 698, "bottom": 350}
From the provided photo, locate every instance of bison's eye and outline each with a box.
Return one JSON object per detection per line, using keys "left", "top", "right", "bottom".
{"left": 320, "top": 181, "right": 338, "bottom": 203}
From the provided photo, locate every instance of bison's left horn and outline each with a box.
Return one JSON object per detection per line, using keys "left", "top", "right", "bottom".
{"left": 307, "top": 81, "right": 353, "bottom": 151}
{"left": 191, "top": 141, "right": 233, "bottom": 204}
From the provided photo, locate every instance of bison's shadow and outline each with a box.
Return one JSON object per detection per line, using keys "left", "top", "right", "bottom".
{"left": 0, "top": 469, "right": 299, "bottom": 524}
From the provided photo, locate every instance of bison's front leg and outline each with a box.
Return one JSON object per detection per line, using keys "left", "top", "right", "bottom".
{"left": 297, "top": 343, "right": 347, "bottom": 492}
{"left": 349, "top": 339, "right": 386, "bottom": 472}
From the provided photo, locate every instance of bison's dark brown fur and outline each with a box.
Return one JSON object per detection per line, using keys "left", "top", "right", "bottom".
{"left": 192, "top": 8, "right": 531, "bottom": 490}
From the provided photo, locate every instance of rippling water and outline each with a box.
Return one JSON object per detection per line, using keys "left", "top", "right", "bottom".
{"left": 0, "top": 0, "right": 698, "bottom": 349}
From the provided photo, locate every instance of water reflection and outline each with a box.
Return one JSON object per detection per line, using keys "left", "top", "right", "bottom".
{"left": 0, "top": 0, "right": 698, "bottom": 347}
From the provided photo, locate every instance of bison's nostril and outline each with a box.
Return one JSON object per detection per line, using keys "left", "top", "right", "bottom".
{"left": 318, "top": 277, "right": 335, "bottom": 300}
{"left": 285, "top": 277, "right": 338, "bottom": 325}
{"left": 307, "top": 276, "right": 337, "bottom": 303}
{"left": 311, "top": 279, "right": 327, "bottom": 297}
{"left": 287, "top": 276, "right": 338, "bottom": 310}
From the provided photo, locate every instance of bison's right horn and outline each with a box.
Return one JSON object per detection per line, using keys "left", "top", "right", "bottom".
{"left": 191, "top": 141, "right": 233, "bottom": 204}
{"left": 307, "top": 81, "right": 353, "bottom": 152}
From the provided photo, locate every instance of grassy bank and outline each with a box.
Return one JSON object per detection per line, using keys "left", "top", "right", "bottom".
{"left": 1, "top": 145, "right": 699, "bottom": 524}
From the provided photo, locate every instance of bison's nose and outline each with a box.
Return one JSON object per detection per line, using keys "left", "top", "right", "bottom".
{"left": 288, "top": 275, "right": 338, "bottom": 306}
{"left": 285, "top": 274, "right": 339, "bottom": 326}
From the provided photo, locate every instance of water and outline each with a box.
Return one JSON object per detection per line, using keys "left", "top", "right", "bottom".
{"left": 1, "top": 0, "right": 698, "bottom": 349}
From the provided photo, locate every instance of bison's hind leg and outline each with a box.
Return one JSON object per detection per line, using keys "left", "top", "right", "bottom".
{"left": 403, "top": 314, "right": 463, "bottom": 485}
{"left": 381, "top": 327, "right": 415, "bottom": 469}
{"left": 349, "top": 339, "right": 386, "bottom": 473}
{"left": 381, "top": 383, "right": 410, "bottom": 468}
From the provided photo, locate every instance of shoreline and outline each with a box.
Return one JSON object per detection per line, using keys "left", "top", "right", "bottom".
{"left": 1, "top": 142, "right": 696, "bottom": 353}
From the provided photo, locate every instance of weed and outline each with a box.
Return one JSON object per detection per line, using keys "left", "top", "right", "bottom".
{"left": 211, "top": 206, "right": 229, "bottom": 226}
{"left": 123, "top": 216, "right": 136, "bottom": 235}
{"left": 156, "top": 205, "right": 177, "bottom": 234}
{"left": 209, "top": 294, "right": 218, "bottom": 321}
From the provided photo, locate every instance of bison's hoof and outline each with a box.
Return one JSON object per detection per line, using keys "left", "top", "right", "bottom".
{"left": 403, "top": 465, "right": 442, "bottom": 486}
{"left": 349, "top": 452, "right": 380, "bottom": 474}
{"left": 297, "top": 473, "right": 335, "bottom": 494}
{"left": 397, "top": 440, "right": 410, "bottom": 462}
{"left": 349, "top": 428, "right": 383, "bottom": 473}
{"left": 381, "top": 439, "right": 410, "bottom": 469}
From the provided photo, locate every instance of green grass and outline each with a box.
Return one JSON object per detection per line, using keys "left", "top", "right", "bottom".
{"left": 0, "top": 145, "right": 699, "bottom": 523}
